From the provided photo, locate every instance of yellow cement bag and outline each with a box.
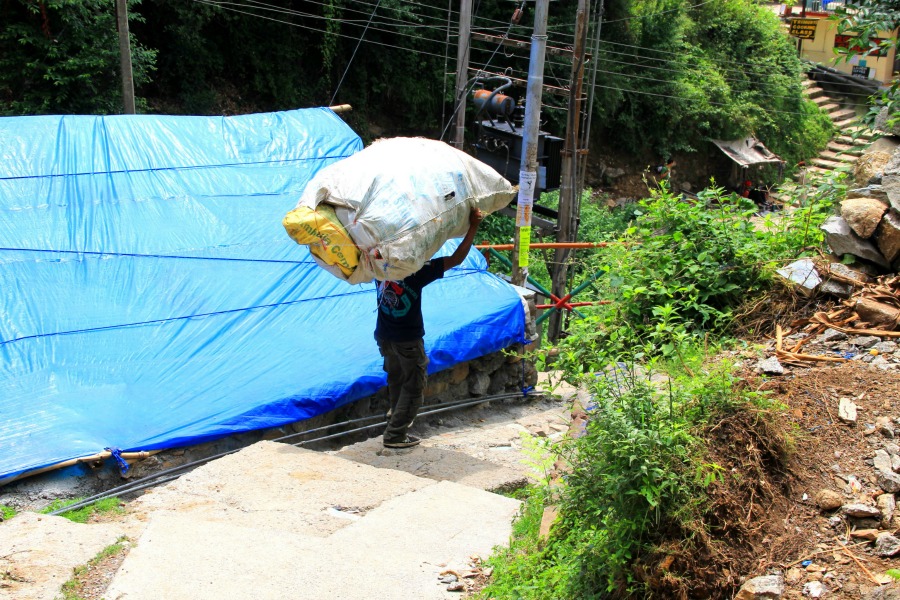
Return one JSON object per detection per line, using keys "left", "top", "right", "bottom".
{"left": 282, "top": 203, "right": 359, "bottom": 277}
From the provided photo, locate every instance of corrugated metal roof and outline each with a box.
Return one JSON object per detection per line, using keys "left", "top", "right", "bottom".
{"left": 711, "top": 137, "right": 784, "bottom": 167}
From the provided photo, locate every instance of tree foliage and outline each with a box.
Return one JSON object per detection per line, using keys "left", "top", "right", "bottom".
{"left": 1, "top": 0, "right": 831, "bottom": 164}
{"left": 0, "top": 0, "right": 156, "bottom": 115}
{"left": 588, "top": 0, "right": 831, "bottom": 164}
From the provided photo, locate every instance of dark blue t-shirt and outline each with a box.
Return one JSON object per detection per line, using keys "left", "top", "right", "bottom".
{"left": 375, "top": 258, "right": 446, "bottom": 342}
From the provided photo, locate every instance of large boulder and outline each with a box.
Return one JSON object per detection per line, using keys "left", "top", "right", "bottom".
{"left": 841, "top": 197, "right": 888, "bottom": 238}
{"left": 821, "top": 215, "right": 891, "bottom": 269}
{"left": 878, "top": 210, "right": 900, "bottom": 263}
{"left": 849, "top": 185, "right": 890, "bottom": 202}
{"left": 855, "top": 151, "right": 893, "bottom": 187}
{"left": 874, "top": 106, "right": 900, "bottom": 137}
{"left": 884, "top": 149, "right": 900, "bottom": 211}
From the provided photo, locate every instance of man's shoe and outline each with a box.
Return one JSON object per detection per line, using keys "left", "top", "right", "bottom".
{"left": 383, "top": 435, "right": 421, "bottom": 448}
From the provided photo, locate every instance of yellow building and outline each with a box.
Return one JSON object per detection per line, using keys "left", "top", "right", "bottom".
{"left": 782, "top": 3, "right": 898, "bottom": 84}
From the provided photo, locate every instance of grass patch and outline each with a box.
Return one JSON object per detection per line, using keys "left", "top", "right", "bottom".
{"left": 41, "top": 497, "right": 124, "bottom": 524}
{"left": 0, "top": 504, "right": 16, "bottom": 520}
{"left": 58, "top": 536, "right": 130, "bottom": 600}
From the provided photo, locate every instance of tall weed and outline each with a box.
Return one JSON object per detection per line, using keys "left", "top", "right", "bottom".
{"left": 481, "top": 353, "right": 750, "bottom": 599}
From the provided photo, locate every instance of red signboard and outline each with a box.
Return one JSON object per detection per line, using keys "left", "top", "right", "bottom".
{"left": 834, "top": 35, "right": 889, "bottom": 57}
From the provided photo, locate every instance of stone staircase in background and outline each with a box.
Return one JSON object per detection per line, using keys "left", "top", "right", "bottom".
{"left": 797, "top": 77, "right": 874, "bottom": 181}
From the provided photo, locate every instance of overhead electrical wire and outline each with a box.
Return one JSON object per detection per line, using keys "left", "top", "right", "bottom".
{"left": 592, "top": 82, "right": 835, "bottom": 116}
{"left": 330, "top": 0, "right": 383, "bottom": 104}
{"left": 589, "top": 57, "right": 872, "bottom": 105}
{"left": 438, "top": 0, "right": 527, "bottom": 142}
{"left": 191, "top": 0, "right": 448, "bottom": 58}
{"left": 597, "top": 43, "right": 875, "bottom": 97}
{"left": 241, "top": 0, "right": 461, "bottom": 32}
{"left": 195, "top": 0, "right": 458, "bottom": 45}
{"left": 487, "top": 36, "right": 873, "bottom": 101}
{"left": 603, "top": 0, "right": 718, "bottom": 23}
{"left": 469, "top": 32, "right": 874, "bottom": 104}
{"left": 191, "top": 0, "right": 873, "bottom": 120}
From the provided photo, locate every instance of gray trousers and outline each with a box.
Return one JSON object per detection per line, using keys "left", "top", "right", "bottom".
{"left": 377, "top": 337, "right": 429, "bottom": 443}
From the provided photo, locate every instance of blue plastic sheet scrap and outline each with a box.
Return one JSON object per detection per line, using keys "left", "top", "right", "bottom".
{"left": 0, "top": 108, "right": 525, "bottom": 483}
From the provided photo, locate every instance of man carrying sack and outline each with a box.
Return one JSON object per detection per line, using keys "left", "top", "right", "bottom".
{"left": 375, "top": 208, "right": 484, "bottom": 448}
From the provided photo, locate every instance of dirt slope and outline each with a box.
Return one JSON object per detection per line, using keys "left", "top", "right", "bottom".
{"left": 649, "top": 361, "right": 900, "bottom": 599}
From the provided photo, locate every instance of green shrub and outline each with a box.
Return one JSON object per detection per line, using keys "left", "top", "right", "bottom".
{"left": 481, "top": 352, "right": 750, "bottom": 598}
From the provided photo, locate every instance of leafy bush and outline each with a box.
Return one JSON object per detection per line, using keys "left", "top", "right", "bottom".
{"left": 0, "top": 0, "right": 156, "bottom": 115}
{"left": 481, "top": 352, "right": 751, "bottom": 598}
{"left": 591, "top": 0, "right": 831, "bottom": 164}
{"left": 545, "top": 175, "right": 843, "bottom": 366}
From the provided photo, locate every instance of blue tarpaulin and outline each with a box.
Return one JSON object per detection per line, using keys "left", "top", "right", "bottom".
{"left": 0, "top": 108, "right": 525, "bottom": 483}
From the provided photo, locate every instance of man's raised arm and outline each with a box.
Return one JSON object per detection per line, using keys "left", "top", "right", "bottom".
{"left": 443, "top": 208, "right": 485, "bottom": 271}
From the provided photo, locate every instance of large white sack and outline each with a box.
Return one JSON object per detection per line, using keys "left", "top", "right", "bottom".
{"left": 295, "top": 137, "right": 516, "bottom": 283}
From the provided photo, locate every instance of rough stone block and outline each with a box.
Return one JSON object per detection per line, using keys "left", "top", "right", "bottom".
{"left": 469, "top": 371, "right": 491, "bottom": 396}
{"left": 879, "top": 211, "right": 900, "bottom": 263}
{"left": 841, "top": 197, "right": 888, "bottom": 238}
{"left": 448, "top": 362, "right": 469, "bottom": 386}
{"left": 425, "top": 380, "right": 449, "bottom": 398}
{"left": 848, "top": 185, "right": 889, "bottom": 202}
{"left": 734, "top": 574, "right": 784, "bottom": 599}
{"left": 875, "top": 106, "right": 900, "bottom": 136}
{"left": 821, "top": 215, "right": 891, "bottom": 269}
{"left": 855, "top": 151, "right": 893, "bottom": 188}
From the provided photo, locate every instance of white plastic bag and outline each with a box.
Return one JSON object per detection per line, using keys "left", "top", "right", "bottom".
{"left": 291, "top": 137, "right": 515, "bottom": 283}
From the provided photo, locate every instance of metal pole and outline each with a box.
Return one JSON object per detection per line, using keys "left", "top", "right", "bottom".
{"left": 548, "top": 0, "right": 590, "bottom": 341}
{"left": 511, "top": 0, "right": 550, "bottom": 287}
{"left": 452, "top": 0, "right": 473, "bottom": 148}
{"left": 116, "top": 0, "right": 136, "bottom": 114}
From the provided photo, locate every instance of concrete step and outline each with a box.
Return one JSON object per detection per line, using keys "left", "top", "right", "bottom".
{"left": 811, "top": 157, "right": 848, "bottom": 170}
{"left": 835, "top": 117, "right": 863, "bottom": 130}
{"left": 793, "top": 166, "right": 838, "bottom": 182}
{"left": 105, "top": 441, "right": 523, "bottom": 600}
{"left": 818, "top": 150, "right": 857, "bottom": 164}
{"left": 827, "top": 141, "right": 864, "bottom": 156}
{"left": 811, "top": 95, "right": 832, "bottom": 106}
{"left": 836, "top": 135, "right": 873, "bottom": 147}
{"left": 0, "top": 391, "right": 577, "bottom": 600}
{"left": 830, "top": 108, "right": 858, "bottom": 122}
{"left": 819, "top": 102, "right": 841, "bottom": 113}
{"left": 0, "top": 512, "right": 130, "bottom": 600}
{"left": 804, "top": 86, "right": 827, "bottom": 100}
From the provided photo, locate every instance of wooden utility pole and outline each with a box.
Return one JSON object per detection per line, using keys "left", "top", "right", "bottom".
{"left": 452, "top": 0, "right": 473, "bottom": 148}
{"left": 116, "top": 0, "right": 136, "bottom": 114}
{"left": 511, "top": 0, "right": 550, "bottom": 287}
{"left": 578, "top": 0, "right": 604, "bottom": 193}
{"left": 547, "top": 0, "right": 590, "bottom": 341}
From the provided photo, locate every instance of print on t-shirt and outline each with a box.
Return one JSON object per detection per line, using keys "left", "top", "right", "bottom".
{"left": 379, "top": 281, "right": 418, "bottom": 318}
